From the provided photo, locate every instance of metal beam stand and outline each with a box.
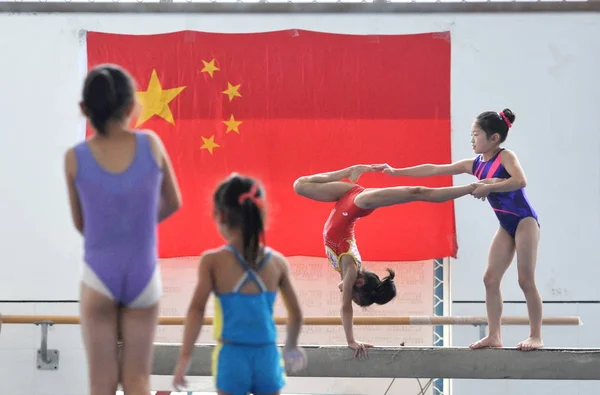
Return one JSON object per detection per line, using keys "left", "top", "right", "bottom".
{"left": 35, "top": 320, "right": 59, "bottom": 370}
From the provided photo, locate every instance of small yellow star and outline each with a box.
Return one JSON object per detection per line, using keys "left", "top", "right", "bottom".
{"left": 222, "top": 82, "right": 242, "bottom": 102}
{"left": 200, "top": 59, "right": 220, "bottom": 78}
{"left": 135, "top": 69, "right": 186, "bottom": 127}
{"left": 222, "top": 114, "right": 243, "bottom": 134}
{"left": 200, "top": 135, "right": 220, "bottom": 155}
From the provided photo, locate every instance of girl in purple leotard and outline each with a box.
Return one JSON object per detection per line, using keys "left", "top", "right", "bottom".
{"left": 373, "top": 108, "right": 543, "bottom": 351}
{"left": 64, "top": 64, "right": 182, "bottom": 394}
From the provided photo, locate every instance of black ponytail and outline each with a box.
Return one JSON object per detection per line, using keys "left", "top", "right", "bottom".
{"left": 82, "top": 64, "right": 135, "bottom": 135}
{"left": 213, "top": 173, "right": 266, "bottom": 268}
{"left": 373, "top": 268, "right": 396, "bottom": 305}
{"left": 240, "top": 196, "right": 265, "bottom": 269}
{"left": 352, "top": 268, "right": 397, "bottom": 307}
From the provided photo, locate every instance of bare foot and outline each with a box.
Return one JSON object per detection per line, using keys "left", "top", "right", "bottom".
{"left": 348, "top": 165, "right": 372, "bottom": 183}
{"left": 469, "top": 335, "right": 503, "bottom": 349}
{"left": 516, "top": 337, "right": 543, "bottom": 351}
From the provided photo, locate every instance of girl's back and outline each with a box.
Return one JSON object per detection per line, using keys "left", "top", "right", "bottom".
{"left": 208, "top": 244, "right": 287, "bottom": 345}
{"left": 173, "top": 173, "right": 306, "bottom": 393}
{"left": 74, "top": 131, "right": 163, "bottom": 306}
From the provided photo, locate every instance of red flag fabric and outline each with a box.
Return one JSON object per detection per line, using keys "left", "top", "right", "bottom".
{"left": 85, "top": 30, "right": 454, "bottom": 261}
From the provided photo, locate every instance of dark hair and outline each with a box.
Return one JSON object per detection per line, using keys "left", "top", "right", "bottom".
{"left": 475, "top": 108, "right": 516, "bottom": 143}
{"left": 82, "top": 64, "right": 135, "bottom": 135}
{"left": 352, "top": 268, "right": 396, "bottom": 307}
{"left": 213, "top": 173, "right": 265, "bottom": 268}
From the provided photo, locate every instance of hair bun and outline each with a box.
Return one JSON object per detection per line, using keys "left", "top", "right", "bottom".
{"left": 384, "top": 268, "right": 395, "bottom": 281}
{"left": 501, "top": 108, "right": 516, "bottom": 125}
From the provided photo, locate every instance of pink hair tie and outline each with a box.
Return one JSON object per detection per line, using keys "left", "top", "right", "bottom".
{"left": 499, "top": 112, "right": 512, "bottom": 128}
{"left": 238, "top": 184, "right": 264, "bottom": 209}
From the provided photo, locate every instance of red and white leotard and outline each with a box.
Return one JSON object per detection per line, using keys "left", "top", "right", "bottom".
{"left": 323, "top": 185, "right": 374, "bottom": 272}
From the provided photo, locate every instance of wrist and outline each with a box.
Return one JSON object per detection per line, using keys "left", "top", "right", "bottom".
{"left": 178, "top": 349, "right": 192, "bottom": 363}
{"left": 284, "top": 341, "right": 298, "bottom": 350}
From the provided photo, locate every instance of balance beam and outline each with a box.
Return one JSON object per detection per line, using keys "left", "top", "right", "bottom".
{"left": 152, "top": 344, "right": 600, "bottom": 380}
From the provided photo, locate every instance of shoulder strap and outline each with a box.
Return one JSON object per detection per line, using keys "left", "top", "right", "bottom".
{"left": 72, "top": 141, "right": 96, "bottom": 180}
{"left": 225, "top": 244, "right": 251, "bottom": 270}
{"left": 472, "top": 155, "right": 483, "bottom": 177}
{"left": 227, "top": 245, "right": 270, "bottom": 293}
{"left": 483, "top": 151, "right": 504, "bottom": 179}
{"left": 133, "top": 131, "right": 158, "bottom": 168}
{"left": 256, "top": 247, "right": 273, "bottom": 271}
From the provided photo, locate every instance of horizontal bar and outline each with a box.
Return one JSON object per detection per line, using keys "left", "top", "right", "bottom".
{"left": 0, "top": 2, "right": 599, "bottom": 14}
{"left": 0, "top": 314, "right": 582, "bottom": 326}
{"left": 152, "top": 344, "right": 600, "bottom": 380}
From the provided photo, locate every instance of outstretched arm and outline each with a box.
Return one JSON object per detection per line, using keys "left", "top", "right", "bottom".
{"left": 293, "top": 165, "right": 374, "bottom": 202}
{"left": 340, "top": 263, "right": 373, "bottom": 358}
{"left": 372, "top": 159, "right": 474, "bottom": 178}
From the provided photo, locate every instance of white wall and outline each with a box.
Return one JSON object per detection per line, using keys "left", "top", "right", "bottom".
{"left": 0, "top": 10, "right": 598, "bottom": 395}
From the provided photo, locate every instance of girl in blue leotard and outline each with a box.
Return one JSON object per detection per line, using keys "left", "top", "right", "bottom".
{"left": 373, "top": 108, "right": 543, "bottom": 351}
{"left": 173, "top": 173, "right": 306, "bottom": 394}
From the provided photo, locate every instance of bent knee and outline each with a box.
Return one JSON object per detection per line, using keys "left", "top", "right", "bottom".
{"left": 483, "top": 272, "right": 502, "bottom": 289}
{"left": 404, "top": 186, "right": 429, "bottom": 201}
{"left": 293, "top": 177, "right": 308, "bottom": 196}
{"left": 408, "top": 186, "right": 427, "bottom": 196}
{"left": 518, "top": 275, "right": 537, "bottom": 293}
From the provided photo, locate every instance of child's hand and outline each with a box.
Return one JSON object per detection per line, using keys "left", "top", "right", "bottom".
{"left": 348, "top": 340, "right": 374, "bottom": 359}
{"left": 283, "top": 346, "right": 308, "bottom": 373}
{"left": 471, "top": 183, "right": 492, "bottom": 200}
{"left": 371, "top": 163, "right": 395, "bottom": 175}
{"left": 172, "top": 358, "right": 190, "bottom": 391}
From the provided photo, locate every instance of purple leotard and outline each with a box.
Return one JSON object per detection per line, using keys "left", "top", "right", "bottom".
{"left": 472, "top": 149, "right": 539, "bottom": 237}
{"left": 74, "top": 131, "right": 163, "bottom": 307}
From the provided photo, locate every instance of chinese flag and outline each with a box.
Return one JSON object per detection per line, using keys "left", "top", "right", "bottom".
{"left": 86, "top": 30, "right": 454, "bottom": 262}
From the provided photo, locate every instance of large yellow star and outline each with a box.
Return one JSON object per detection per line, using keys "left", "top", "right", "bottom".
{"left": 222, "top": 114, "right": 243, "bottom": 134}
{"left": 200, "top": 135, "right": 220, "bottom": 155}
{"left": 222, "top": 82, "right": 242, "bottom": 102}
{"left": 200, "top": 59, "right": 220, "bottom": 78}
{"left": 135, "top": 70, "right": 186, "bottom": 127}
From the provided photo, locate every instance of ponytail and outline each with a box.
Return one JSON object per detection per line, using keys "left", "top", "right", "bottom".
{"left": 240, "top": 198, "right": 264, "bottom": 269}
{"left": 82, "top": 64, "right": 135, "bottom": 136}
{"left": 373, "top": 268, "right": 396, "bottom": 305}
{"left": 214, "top": 175, "right": 267, "bottom": 269}
{"left": 352, "top": 268, "right": 397, "bottom": 307}
{"left": 84, "top": 69, "right": 117, "bottom": 135}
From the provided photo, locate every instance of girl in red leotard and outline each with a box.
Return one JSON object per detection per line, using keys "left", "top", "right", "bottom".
{"left": 294, "top": 164, "right": 480, "bottom": 358}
